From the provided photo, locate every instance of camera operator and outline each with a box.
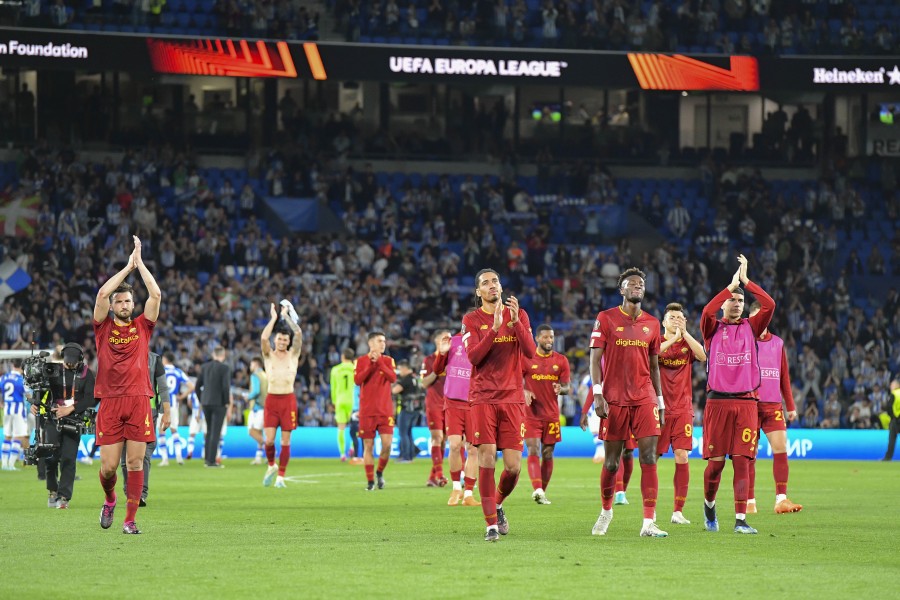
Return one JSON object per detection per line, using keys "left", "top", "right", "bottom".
{"left": 121, "top": 350, "right": 170, "bottom": 507}
{"left": 41, "top": 343, "right": 96, "bottom": 509}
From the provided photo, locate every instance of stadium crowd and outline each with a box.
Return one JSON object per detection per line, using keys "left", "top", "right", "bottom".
{"left": 0, "top": 138, "right": 898, "bottom": 432}
{"left": 8, "top": 0, "right": 900, "bottom": 55}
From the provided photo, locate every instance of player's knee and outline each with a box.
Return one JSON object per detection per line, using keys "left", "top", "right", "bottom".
{"left": 541, "top": 445, "right": 554, "bottom": 460}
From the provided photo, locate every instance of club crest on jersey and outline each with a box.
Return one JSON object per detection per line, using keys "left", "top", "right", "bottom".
{"left": 682, "top": 347, "right": 689, "bottom": 353}
{"left": 616, "top": 326, "right": 624, "bottom": 332}
{"left": 594, "top": 319, "right": 601, "bottom": 330}
{"left": 642, "top": 326, "right": 650, "bottom": 334}
{"left": 552, "top": 364, "right": 559, "bottom": 370}
{"left": 130, "top": 327, "right": 137, "bottom": 333}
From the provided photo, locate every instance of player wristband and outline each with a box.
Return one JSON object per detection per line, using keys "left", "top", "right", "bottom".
{"left": 592, "top": 383, "right": 603, "bottom": 395}
{"left": 657, "top": 395, "right": 665, "bottom": 409}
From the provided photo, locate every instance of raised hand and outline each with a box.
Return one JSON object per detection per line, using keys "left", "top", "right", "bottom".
{"left": 505, "top": 295, "right": 520, "bottom": 325}
{"left": 438, "top": 334, "right": 451, "bottom": 354}
{"left": 737, "top": 253, "right": 749, "bottom": 284}
{"left": 492, "top": 299, "right": 504, "bottom": 332}
{"left": 132, "top": 235, "right": 143, "bottom": 267}
{"left": 270, "top": 303, "right": 278, "bottom": 321}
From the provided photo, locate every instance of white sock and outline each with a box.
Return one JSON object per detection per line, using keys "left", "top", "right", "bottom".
{"left": 486, "top": 524, "right": 498, "bottom": 532}
{"left": 463, "top": 489, "right": 473, "bottom": 498}
{"left": 11, "top": 440, "right": 21, "bottom": 465}
{"left": 158, "top": 434, "right": 169, "bottom": 460}
{"left": 601, "top": 508, "right": 613, "bottom": 518}
{"left": 643, "top": 517, "right": 655, "bottom": 527}
{"left": 705, "top": 499, "right": 716, "bottom": 508}
{"left": 1, "top": 441, "right": 9, "bottom": 468}
{"left": 736, "top": 512, "right": 746, "bottom": 520}
{"left": 187, "top": 437, "right": 195, "bottom": 457}
{"left": 534, "top": 487, "right": 544, "bottom": 495}
{"left": 217, "top": 440, "right": 224, "bottom": 460}
{"left": 775, "top": 493, "right": 787, "bottom": 503}
{"left": 497, "top": 503, "right": 503, "bottom": 510}
{"left": 172, "top": 434, "right": 183, "bottom": 460}
{"left": 452, "top": 480, "right": 462, "bottom": 491}
{"left": 256, "top": 445, "right": 264, "bottom": 460}
{"left": 748, "top": 498, "right": 756, "bottom": 504}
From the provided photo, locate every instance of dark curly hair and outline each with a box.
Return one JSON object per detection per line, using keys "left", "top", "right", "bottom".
{"left": 617, "top": 267, "right": 646, "bottom": 289}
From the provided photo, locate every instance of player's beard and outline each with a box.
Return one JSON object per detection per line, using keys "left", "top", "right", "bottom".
{"left": 115, "top": 309, "right": 132, "bottom": 323}
{"left": 627, "top": 292, "right": 643, "bottom": 304}
{"left": 540, "top": 343, "right": 553, "bottom": 353}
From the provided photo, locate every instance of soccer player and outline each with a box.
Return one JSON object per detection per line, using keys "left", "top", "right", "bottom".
{"left": 354, "top": 330, "right": 397, "bottom": 490}
{"left": 247, "top": 356, "right": 268, "bottom": 465}
{"left": 585, "top": 267, "right": 667, "bottom": 538}
{"left": 260, "top": 302, "right": 303, "bottom": 488}
{"left": 421, "top": 330, "right": 451, "bottom": 486}
{"left": 579, "top": 374, "right": 605, "bottom": 464}
{"left": 656, "top": 302, "right": 707, "bottom": 525}
{"left": 329, "top": 348, "right": 356, "bottom": 461}
{"left": 93, "top": 235, "right": 164, "bottom": 534}
{"left": 523, "top": 324, "right": 570, "bottom": 505}
{"left": 700, "top": 254, "right": 774, "bottom": 535}
{"left": 1, "top": 360, "right": 28, "bottom": 471}
{"left": 746, "top": 301, "right": 802, "bottom": 515}
{"left": 161, "top": 352, "right": 192, "bottom": 466}
{"left": 462, "top": 269, "right": 536, "bottom": 542}
{"left": 434, "top": 330, "right": 480, "bottom": 506}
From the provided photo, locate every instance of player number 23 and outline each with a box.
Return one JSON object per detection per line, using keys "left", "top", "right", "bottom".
{"left": 741, "top": 428, "right": 757, "bottom": 444}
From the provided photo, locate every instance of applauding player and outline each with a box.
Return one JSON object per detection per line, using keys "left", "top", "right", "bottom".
{"left": 355, "top": 331, "right": 397, "bottom": 491}
{"left": 657, "top": 303, "right": 706, "bottom": 525}
{"left": 463, "top": 269, "right": 536, "bottom": 542}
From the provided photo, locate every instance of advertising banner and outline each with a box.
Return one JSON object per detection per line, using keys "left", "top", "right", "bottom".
{"left": 78, "top": 426, "right": 892, "bottom": 461}
{"left": 0, "top": 27, "right": 760, "bottom": 90}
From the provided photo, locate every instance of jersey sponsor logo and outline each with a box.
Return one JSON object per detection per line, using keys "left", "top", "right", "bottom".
{"left": 531, "top": 374, "right": 559, "bottom": 381}
{"left": 531, "top": 364, "right": 538, "bottom": 369}
{"left": 615, "top": 338, "right": 649, "bottom": 348}
{"left": 761, "top": 368, "right": 780, "bottom": 379}
{"left": 493, "top": 335, "right": 517, "bottom": 343}
{"left": 109, "top": 333, "right": 140, "bottom": 345}
{"left": 480, "top": 324, "right": 488, "bottom": 330}
{"left": 715, "top": 352, "right": 751, "bottom": 365}
{"left": 660, "top": 357, "right": 688, "bottom": 367}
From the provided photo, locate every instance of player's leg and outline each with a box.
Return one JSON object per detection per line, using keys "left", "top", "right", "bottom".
{"left": 141, "top": 440, "right": 155, "bottom": 505}
{"left": 636, "top": 430, "right": 666, "bottom": 538}
{"left": 524, "top": 436, "right": 543, "bottom": 496}
{"left": 169, "top": 407, "right": 183, "bottom": 464}
{"left": 336, "top": 422, "right": 347, "bottom": 461}
{"left": 477, "top": 441, "right": 500, "bottom": 539}
{"left": 701, "top": 400, "right": 728, "bottom": 532}
{"left": 1, "top": 435, "right": 10, "bottom": 470}
{"left": 493, "top": 403, "right": 525, "bottom": 534}
{"left": 429, "top": 427, "right": 445, "bottom": 485}
{"left": 262, "top": 425, "right": 278, "bottom": 486}
{"left": 731, "top": 401, "right": 759, "bottom": 534}
{"left": 248, "top": 425, "right": 263, "bottom": 464}
{"left": 274, "top": 429, "right": 292, "bottom": 488}
{"left": 671, "top": 448, "right": 691, "bottom": 523}
{"left": 593, "top": 438, "right": 624, "bottom": 536}
{"left": 156, "top": 413, "right": 169, "bottom": 466}
{"left": 540, "top": 442, "right": 555, "bottom": 497}
{"left": 99, "top": 441, "right": 124, "bottom": 528}
{"left": 122, "top": 439, "right": 147, "bottom": 532}
{"left": 462, "top": 440, "right": 479, "bottom": 505}
{"left": 349, "top": 417, "right": 360, "bottom": 460}
{"left": 767, "top": 428, "right": 802, "bottom": 513}
{"left": 362, "top": 437, "right": 376, "bottom": 489}
{"left": 615, "top": 445, "right": 634, "bottom": 504}
{"left": 376, "top": 426, "right": 392, "bottom": 489}
{"left": 447, "top": 433, "right": 464, "bottom": 505}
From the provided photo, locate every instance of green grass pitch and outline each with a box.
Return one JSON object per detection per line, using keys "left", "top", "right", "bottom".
{"left": 1, "top": 458, "right": 896, "bottom": 599}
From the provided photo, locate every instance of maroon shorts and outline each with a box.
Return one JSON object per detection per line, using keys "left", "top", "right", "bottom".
{"left": 598, "top": 417, "right": 637, "bottom": 449}
{"left": 263, "top": 393, "right": 297, "bottom": 431}
{"left": 656, "top": 412, "right": 694, "bottom": 455}
{"left": 604, "top": 403, "right": 660, "bottom": 442}
{"left": 470, "top": 403, "right": 526, "bottom": 451}
{"left": 444, "top": 402, "right": 473, "bottom": 441}
{"left": 757, "top": 401, "right": 787, "bottom": 433}
{"left": 702, "top": 399, "right": 759, "bottom": 459}
{"left": 96, "top": 396, "right": 155, "bottom": 445}
{"left": 525, "top": 416, "right": 562, "bottom": 445}
{"left": 358, "top": 414, "right": 395, "bottom": 439}
{"left": 426, "top": 399, "right": 445, "bottom": 432}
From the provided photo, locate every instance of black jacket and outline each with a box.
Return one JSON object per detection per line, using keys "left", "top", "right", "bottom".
{"left": 197, "top": 360, "right": 232, "bottom": 407}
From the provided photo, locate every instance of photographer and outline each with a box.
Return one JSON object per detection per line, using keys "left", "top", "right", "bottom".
{"left": 393, "top": 360, "right": 425, "bottom": 463}
{"left": 41, "top": 343, "right": 96, "bottom": 509}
